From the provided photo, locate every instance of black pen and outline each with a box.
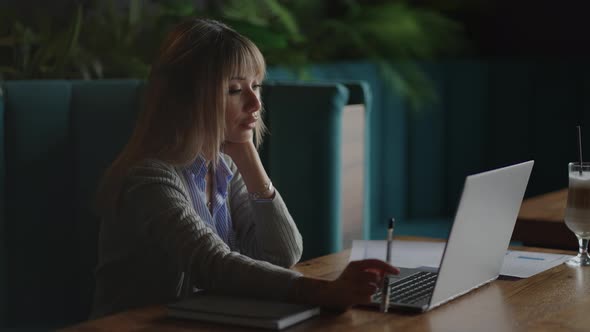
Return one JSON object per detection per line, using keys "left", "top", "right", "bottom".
{"left": 380, "top": 218, "right": 395, "bottom": 313}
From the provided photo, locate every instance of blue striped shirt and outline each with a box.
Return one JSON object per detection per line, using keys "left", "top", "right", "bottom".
{"left": 182, "top": 154, "right": 235, "bottom": 248}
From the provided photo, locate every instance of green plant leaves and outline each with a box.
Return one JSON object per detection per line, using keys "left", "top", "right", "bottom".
{"left": 0, "top": 0, "right": 467, "bottom": 108}
{"left": 54, "top": 5, "right": 83, "bottom": 77}
{"left": 292, "top": 1, "right": 464, "bottom": 110}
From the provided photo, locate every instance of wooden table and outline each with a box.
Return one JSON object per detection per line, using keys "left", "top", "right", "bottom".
{"left": 513, "top": 189, "right": 577, "bottom": 249}
{"left": 60, "top": 241, "right": 585, "bottom": 332}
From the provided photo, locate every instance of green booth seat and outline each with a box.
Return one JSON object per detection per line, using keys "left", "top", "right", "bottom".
{"left": 268, "top": 60, "right": 587, "bottom": 243}
{"left": 0, "top": 79, "right": 371, "bottom": 329}
{"left": 1, "top": 80, "right": 144, "bottom": 329}
{"left": 0, "top": 84, "right": 5, "bottom": 329}
{"left": 261, "top": 80, "right": 373, "bottom": 260}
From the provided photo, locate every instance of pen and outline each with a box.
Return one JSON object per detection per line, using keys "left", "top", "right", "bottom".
{"left": 380, "top": 218, "right": 395, "bottom": 313}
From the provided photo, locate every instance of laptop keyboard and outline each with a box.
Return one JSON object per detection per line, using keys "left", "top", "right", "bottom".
{"left": 372, "top": 271, "right": 438, "bottom": 305}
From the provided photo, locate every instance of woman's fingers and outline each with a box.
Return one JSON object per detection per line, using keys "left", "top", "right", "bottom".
{"left": 348, "top": 272, "right": 382, "bottom": 303}
{"left": 324, "top": 259, "right": 401, "bottom": 308}
{"left": 348, "top": 259, "right": 400, "bottom": 275}
{"left": 350, "top": 283, "right": 378, "bottom": 304}
{"left": 356, "top": 270, "right": 381, "bottom": 284}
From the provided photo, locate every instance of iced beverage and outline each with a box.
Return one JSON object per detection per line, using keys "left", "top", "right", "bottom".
{"left": 565, "top": 167, "right": 590, "bottom": 238}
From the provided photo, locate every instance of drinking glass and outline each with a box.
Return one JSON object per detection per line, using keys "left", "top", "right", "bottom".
{"left": 565, "top": 162, "right": 590, "bottom": 266}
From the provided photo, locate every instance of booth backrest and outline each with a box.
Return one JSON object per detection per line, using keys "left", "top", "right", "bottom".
{"left": 0, "top": 79, "right": 368, "bottom": 328}
{"left": 262, "top": 81, "right": 369, "bottom": 261}
{"left": 1, "top": 80, "right": 143, "bottom": 328}
{"left": 280, "top": 61, "right": 590, "bottom": 239}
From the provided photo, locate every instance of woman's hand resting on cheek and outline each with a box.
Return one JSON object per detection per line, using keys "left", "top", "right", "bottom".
{"left": 222, "top": 141, "right": 255, "bottom": 161}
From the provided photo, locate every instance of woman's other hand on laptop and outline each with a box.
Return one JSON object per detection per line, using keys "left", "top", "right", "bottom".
{"left": 291, "top": 259, "right": 399, "bottom": 310}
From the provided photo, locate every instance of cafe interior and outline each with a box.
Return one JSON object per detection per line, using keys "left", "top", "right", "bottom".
{"left": 1, "top": 0, "right": 589, "bottom": 330}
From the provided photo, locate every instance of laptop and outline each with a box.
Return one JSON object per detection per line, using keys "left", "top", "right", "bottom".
{"left": 371, "top": 160, "right": 534, "bottom": 312}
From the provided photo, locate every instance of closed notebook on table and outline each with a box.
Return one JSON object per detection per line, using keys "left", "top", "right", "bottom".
{"left": 167, "top": 293, "right": 321, "bottom": 330}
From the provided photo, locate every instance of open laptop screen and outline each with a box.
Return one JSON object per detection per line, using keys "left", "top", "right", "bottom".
{"left": 429, "top": 161, "right": 534, "bottom": 309}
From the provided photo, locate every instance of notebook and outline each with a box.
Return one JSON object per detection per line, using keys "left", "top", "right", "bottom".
{"left": 167, "top": 293, "right": 320, "bottom": 330}
{"left": 372, "top": 160, "right": 534, "bottom": 312}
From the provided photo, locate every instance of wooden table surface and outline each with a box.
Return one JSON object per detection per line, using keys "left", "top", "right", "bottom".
{"left": 513, "top": 189, "right": 577, "bottom": 249}
{"left": 60, "top": 239, "right": 585, "bottom": 332}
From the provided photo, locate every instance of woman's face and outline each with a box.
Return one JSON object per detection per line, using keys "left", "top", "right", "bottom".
{"left": 224, "top": 74, "right": 262, "bottom": 143}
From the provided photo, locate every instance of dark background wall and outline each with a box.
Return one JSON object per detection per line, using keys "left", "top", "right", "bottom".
{"left": 443, "top": 0, "right": 590, "bottom": 58}
{"left": 3, "top": 0, "right": 590, "bottom": 57}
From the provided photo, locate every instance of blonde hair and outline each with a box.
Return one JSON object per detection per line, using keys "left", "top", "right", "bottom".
{"left": 96, "top": 18, "right": 267, "bottom": 211}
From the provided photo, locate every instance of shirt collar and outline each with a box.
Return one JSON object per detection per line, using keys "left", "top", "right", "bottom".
{"left": 186, "top": 153, "right": 234, "bottom": 191}
{"left": 186, "top": 154, "right": 209, "bottom": 180}
{"left": 215, "top": 153, "right": 234, "bottom": 192}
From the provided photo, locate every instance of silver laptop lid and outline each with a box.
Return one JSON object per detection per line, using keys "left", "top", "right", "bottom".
{"left": 429, "top": 160, "right": 534, "bottom": 309}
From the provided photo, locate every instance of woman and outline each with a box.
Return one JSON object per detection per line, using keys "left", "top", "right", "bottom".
{"left": 91, "top": 18, "right": 398, "bottom": 318}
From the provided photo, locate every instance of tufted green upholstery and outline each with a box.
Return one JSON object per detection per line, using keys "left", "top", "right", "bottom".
{"left": 0, "top": 79, "right": 369, "bottom": 328}
{"left": 262, "top": 82, "right": 348, "bottom": 261}
{"left": 277, "top": 61, "right": 588, "bottom": 240}
{"left": 261, "top": 81, "right": 374, "bottom": 258}
{"left": 3, "top": 81, "right": 77, "bottom": 327}
{"left": 70, "top": 80, "right": 145, "bottom": 325}
{"left": 396, "top": 61, "right": 588, "bottom": 239}
{"left": 0, "top": 86, "right": 5, "bottom": 326}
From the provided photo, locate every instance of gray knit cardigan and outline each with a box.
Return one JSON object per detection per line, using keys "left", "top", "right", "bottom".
{"left": 91, "top": 156, "right": 303, "bottom": 318}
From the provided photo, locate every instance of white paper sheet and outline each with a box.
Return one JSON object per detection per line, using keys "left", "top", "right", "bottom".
{"left": 350, "top": 240, "right": 572, "bottom": 278}
{"left": 501, "top": 250, "right": 570, "bottom": 278}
